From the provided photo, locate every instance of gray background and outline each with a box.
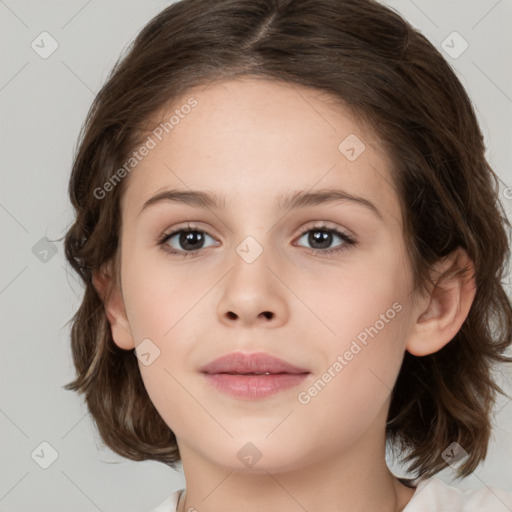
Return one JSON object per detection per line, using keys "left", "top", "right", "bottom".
{"left": 1, "top": 0, "right": 511, "bottom": 511}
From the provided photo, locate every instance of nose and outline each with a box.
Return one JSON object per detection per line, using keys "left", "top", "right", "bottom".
{"left": 216, "top": 248, "right": 289, "bottom": 329}
{"left": 225, "top": 308, "right": 274, "bottom": 321}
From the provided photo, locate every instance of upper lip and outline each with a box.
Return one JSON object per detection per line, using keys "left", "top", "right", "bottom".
{"left": 200, "top": 351, "right": 309, "bottom": 375}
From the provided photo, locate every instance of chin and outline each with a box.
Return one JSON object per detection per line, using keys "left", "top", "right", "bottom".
{"left": 199, "top": 438, "right": 311, "bottom": 474}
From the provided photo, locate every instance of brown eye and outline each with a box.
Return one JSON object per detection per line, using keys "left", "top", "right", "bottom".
{"left": 295, "top": 225, "right": 355, "bottom": 255}
{"left": 160, "top": 228, "right": 217, "bottom": 253}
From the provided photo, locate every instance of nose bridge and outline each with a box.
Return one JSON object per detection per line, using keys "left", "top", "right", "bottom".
{"left": 216, "top": 229, "right": 288, "bottom": 326}
{"left": 235, "top": 233, "right": 267, "bottom": 267}
{"left": 228, "top": 204, "right": 276, "bottom": 271}
{"left": 227, "top": 232, "right": 273, "bottom": 291}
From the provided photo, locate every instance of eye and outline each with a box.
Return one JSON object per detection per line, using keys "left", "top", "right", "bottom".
{"left": 158, "top": 223, "right": 218, "bottom": 257}
{"left": 294, "top": 224, "right": 355, "bottom": 255}
{"left": 157, "top": 222, "right": 356, "bottom": 258}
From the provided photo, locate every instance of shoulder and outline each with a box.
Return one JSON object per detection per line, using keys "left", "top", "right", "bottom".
{"left": 403, "top": 477, "right": 512, "bottom": 512}
{"left": 149, "top": 489, "right": 184, "bottom": 512}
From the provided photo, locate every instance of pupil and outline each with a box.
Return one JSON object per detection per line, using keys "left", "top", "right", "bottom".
{"left": 310, "top": 230, "right": 331, "bottom": 249}
{"left": 180, "top": 230, "right": 204, "bottom": 250}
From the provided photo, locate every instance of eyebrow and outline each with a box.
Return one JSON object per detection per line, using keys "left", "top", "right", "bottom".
{"left": 139, "top": 188, "right": 383, "bottom": 220}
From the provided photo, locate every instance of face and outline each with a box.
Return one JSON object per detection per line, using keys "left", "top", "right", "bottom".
{"left": 114, "top": 77, "right": 419, "bottom": 472}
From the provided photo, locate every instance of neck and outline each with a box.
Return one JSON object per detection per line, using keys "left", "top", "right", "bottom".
{"left": 176, "top": 419, "right": 415, "bottom": 512}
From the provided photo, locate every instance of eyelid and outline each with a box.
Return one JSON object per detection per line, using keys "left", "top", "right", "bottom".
{"left": 159, "top": 221, "right": 215, "bottom": 238}
{"left": 157, "top": 221, "right": 219, "bottom": 244}
{"left": 294, "top": 220, "right": 353, "bottom": 239}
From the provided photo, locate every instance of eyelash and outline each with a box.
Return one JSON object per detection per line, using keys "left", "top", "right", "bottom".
{"left": 157, "top": 222, "right": 356, "bottom": 258}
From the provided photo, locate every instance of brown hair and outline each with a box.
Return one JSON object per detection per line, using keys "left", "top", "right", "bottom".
{"left": 63, "top": 0, "right": 512, "bottom": 479}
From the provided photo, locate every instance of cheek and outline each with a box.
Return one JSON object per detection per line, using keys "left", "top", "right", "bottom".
{"left": 122, "top": 249, "right": 215, "bottom": 343}
{"left": 296, "top": 248, "right": 409, "bottom": 403}
{"left": 293, "top": 310, "right": 408, "bottom": 452}
{"left": 120, "top": 252, "right": 214, "bottom": 430}
{"left": 299, "top": 246, "right": 409, "bottom": 345}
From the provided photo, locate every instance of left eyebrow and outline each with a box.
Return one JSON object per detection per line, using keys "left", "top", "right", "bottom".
{"left": 139, "top": 188, "right": 384, "bottom": 221}
{"left": 278, "top": 189, "right": 383, "bottom": 220}
{"left": 140, "top": 189, "right": 226, "bottom": 215}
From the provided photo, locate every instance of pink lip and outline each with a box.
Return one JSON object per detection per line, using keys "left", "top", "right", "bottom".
{"left": 200, "top": 351, "right": 310, "bottom": 399}
{"left": 200, "top": 351, "right": 309, "bottom": 374}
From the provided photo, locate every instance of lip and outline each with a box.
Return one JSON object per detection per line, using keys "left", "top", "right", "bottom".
{"left": 200, "top": 351, "right": 310, "bottom": 399}
{"left": 200, "top": 351, "right": 309, "bottom": 374}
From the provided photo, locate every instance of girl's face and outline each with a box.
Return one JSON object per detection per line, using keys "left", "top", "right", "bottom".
{"left": 115, "top": 77, "right": 420, "bottom": 472}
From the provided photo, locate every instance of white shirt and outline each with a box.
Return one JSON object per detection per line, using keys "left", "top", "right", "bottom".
{"left": 403, "top": 476, "right": 512, "bottom": 511}
{"left": 149, "top": 477, "right": 512, "bottom": 512}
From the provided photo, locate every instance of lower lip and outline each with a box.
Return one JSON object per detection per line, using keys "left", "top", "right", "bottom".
{"left": 203, "top": 373, "right": 309, "bottom": 399}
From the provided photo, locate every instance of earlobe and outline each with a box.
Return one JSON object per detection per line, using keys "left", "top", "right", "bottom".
{"left": 92, "top": 265, "right": 135, "bottom": 350}
{"left": 406, "top": 247, "right": 477, "bottom": 357}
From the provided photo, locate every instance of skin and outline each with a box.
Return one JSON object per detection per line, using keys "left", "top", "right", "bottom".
{"left": 93, "top": 77, "right": 476, "bottom": 512}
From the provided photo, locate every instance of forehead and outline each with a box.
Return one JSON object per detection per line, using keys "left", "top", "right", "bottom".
{"left": 121, "top": 77, "right": 401, "bottom": 224}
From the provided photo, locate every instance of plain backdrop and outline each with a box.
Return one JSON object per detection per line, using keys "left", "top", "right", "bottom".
{"left": 1, "top": 0, "right": 511, "bottom": 511}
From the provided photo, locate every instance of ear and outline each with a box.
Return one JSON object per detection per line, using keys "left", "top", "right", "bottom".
{"left": 406, "top": 247, "right": 477, "bottom": 357}
{"left": 92, "top": 263, "right": 135, "bottom": 350}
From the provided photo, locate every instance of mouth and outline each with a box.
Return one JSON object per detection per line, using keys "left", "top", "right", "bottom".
{"left": 200, "top": 351, "right": 310, "bottom": 399}
{"left": 200, "top": 351, "right": 309, "bottom": 374}
{"left": 217, "top": 371, "right": 274, "bottom": 375}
